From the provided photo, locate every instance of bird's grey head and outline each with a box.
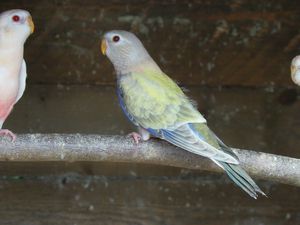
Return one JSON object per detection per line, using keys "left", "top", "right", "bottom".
{"left": 0, "top": 9, "right": 34, "bottom": 48}
{"left": 101, "top": 30, "right": 157, "bottom": 74}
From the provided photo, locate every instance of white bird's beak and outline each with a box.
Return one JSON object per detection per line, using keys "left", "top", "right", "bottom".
{"left": 27, "top": 16, "right": 34, "bottom": 34}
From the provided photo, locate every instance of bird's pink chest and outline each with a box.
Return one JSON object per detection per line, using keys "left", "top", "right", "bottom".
{"left": 0, "top": 100, "right": 14, "bottom": 118}
{"left": 0, "top": 74, "right": 18, "bottom": 119}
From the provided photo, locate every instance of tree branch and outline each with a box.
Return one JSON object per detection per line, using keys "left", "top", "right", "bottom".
{"left": 0, "top": 134, "right": 299, "bottom": 186}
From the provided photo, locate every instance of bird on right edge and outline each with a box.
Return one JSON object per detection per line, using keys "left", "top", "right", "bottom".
{"left": 291, "top": 56, "right": 300, "bottom": 86}
{"left": 101, "top": 30, "right": 266, "bottom": 199}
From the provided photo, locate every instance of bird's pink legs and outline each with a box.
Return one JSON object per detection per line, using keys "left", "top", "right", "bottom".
{"left": 0, "top": 129, "right": 16, "bottom": 141}
{"left": 128, "top": 132, "right": 142, "bottom": 144}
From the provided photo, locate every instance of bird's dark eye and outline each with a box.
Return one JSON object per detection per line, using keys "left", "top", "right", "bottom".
{"left": 12, "top": 15, "right": 20, "bottom": 22}
{"left": 112, "top": 35, "right": 120, "bottom": 42}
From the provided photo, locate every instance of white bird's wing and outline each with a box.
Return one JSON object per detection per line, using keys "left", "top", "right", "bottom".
{"left": 15, "top": 59, "right": 27, "bottom": 103}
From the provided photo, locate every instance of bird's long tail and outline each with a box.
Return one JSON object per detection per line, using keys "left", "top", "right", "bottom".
{"left": 215, "top": 160, "right": 266, "bottom": 199}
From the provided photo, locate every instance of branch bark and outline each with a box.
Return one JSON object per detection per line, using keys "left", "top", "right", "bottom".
{"left": 0, "top": 134, "right": 299, "bottom": 187}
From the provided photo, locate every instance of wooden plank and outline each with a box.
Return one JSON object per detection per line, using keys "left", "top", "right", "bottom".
{"left": 0, "top": 0, "right": 299, "bottom": 86}
{"left": 0, "top": 169, "right": 298, "bottom": 225}
{"left": 0, "top": 162, "right": 186, "bottom": 177}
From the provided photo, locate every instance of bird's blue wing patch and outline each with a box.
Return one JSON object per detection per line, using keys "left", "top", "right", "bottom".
{"left": 146, "top": 123, "right": 206, "bottom": 142}
{"left": 187, "top": 123, "right": 206, "bottom": 141}
{"left": 116, "top": 86, "right": 139, "bottom": 126}
{"left": 145, "top": 127, "right": 162, "bottom": 138}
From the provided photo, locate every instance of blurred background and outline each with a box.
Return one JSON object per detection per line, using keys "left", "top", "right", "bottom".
{"left": 0, "top": 0, "right": 299, "bottom": 224}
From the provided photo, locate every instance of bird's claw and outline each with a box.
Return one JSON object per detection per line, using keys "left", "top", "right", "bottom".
{"left": 0, "top": 129, "right": 16, "bottom": 142}
{"left": 128, "top": 132, "right": 142, "bottom": 144}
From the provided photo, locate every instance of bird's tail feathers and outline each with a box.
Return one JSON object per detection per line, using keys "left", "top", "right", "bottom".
{"left": 213, "top": 159, "right": 266, "bottom": 199}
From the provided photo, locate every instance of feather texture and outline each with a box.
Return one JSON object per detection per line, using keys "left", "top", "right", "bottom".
{"left": 116, "top": 65, "right": 265, "bottom": 198}
{"left": 15, "top": 60, "right": 27, "bottom": 103}
{"left": 118, "top": 68, "right": 206, "bottom": 130}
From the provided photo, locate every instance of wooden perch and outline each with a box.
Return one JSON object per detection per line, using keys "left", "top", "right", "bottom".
{"left": 0, "top": 134, "right": 299, "bottom": 187}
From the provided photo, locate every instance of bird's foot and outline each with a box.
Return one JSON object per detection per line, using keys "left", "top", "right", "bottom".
{"left": 128, "top": 132, "right": 142, "bottom": 144}
{"left": 0, "top": 129, "right": 16, "bottom": 142}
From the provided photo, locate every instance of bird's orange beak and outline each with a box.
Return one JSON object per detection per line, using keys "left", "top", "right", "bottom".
{"left": 27, "top": 16, "right": 34, "bottom": 34}
{"left": 101, "top": 39, "right": 107, "bottom": 55}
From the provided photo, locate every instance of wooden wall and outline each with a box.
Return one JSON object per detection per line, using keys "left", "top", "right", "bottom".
{"left": 0, "top": 1, "right": 299, "bottom": 224}
{"left": 1, "top": 0, "right": 299, "bottom": 86}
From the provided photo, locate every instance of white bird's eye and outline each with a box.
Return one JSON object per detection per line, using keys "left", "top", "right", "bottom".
{"left": 112, "top": 35, "right": 120, "bottom": 43}
{"left": 12, "top": 15, "right": 20, "bottom": 22}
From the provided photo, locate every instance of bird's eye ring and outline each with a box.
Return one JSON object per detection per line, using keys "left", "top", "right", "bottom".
{"left": 12, "top": 15, "right": 20, "bottom": 22}
{"left": 112, "top": 35, "right": 120, "bottom": 42}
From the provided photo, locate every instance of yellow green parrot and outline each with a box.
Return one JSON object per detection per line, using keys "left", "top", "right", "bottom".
{"left": 101, "top": 30, "right": 265, "bottom": 198}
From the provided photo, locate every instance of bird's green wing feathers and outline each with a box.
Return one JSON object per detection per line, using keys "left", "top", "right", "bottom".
{"left": 119, "top": 68, "right": 206, "bottom": 130}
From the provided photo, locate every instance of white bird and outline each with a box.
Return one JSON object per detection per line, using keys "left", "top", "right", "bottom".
{"left": 291, "top": 56, "right": 300, "bottom": 86}
{"left": 0, "top": 9, "right": 34, "bottom": 141}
